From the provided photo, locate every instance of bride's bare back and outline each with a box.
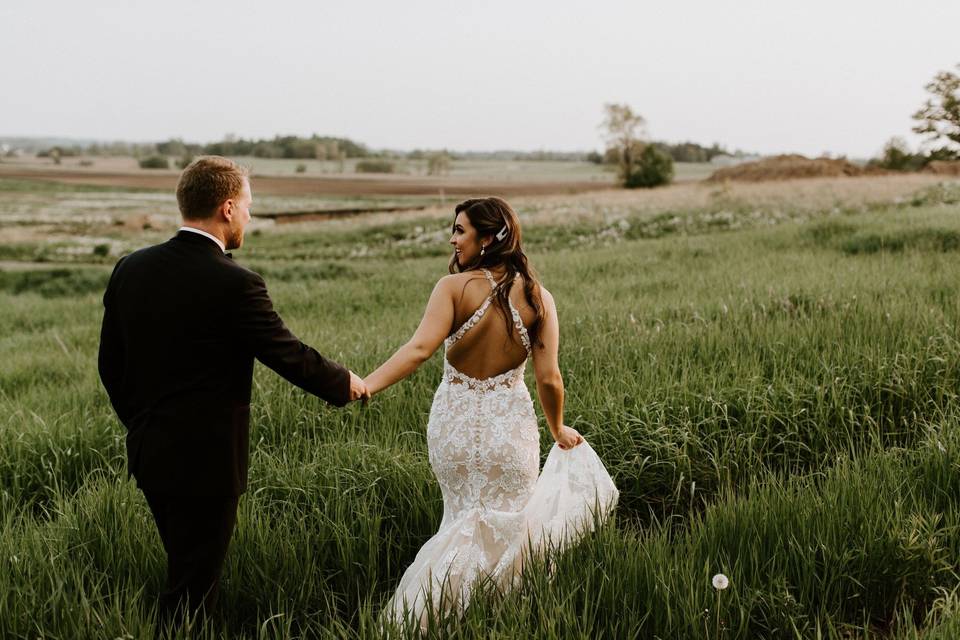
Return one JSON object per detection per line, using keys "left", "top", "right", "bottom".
{"left": 445, "top": 270, "right": 535, "bottom": 381}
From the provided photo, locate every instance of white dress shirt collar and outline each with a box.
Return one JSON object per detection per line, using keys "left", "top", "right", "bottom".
{"left": 179, "top": 226, "right": 226, "bottom": 253}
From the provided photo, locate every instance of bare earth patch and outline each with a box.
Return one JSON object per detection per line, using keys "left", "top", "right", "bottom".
{"left": 706, "top": 154, "right": 888, "bottom": 182}
{"left": 0, "top": 163, "right": 613, "bottom": 198}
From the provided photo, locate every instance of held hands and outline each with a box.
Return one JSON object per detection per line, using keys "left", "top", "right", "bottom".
{"left": 348, "top": 371, "right": 371, "bottom": 403}
{"left": 554, "top": 425, "right": 584, "bottom": 450}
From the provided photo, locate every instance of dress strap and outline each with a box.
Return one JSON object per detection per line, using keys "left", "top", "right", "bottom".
{"left": 508, "top": 300, "right": 532, "bottom": 355}
{"left": 504, "top": 274, "right": 532, "bottom": 354}
{"left": 446, "top": 272, "right": 500, "bottom": 347}
{"left": 447, "top": 270, "right": 531, "bottom": 354}
{"left": 481, "top": 269, "right": 497, "bottom": 290}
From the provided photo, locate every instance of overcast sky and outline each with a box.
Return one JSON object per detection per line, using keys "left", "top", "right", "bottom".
{"left": 1, "top": 0, "right": 957, "bottom": 158}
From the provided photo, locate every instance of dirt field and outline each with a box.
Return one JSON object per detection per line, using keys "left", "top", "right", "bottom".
{"left": 706, "top": 154, "right": 888, "bottom": 182}
{"left": 0, "top": 158, "right": 614, "bottom": 197}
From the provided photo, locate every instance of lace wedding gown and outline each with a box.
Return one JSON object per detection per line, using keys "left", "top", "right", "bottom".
{"left": 384, "top": 270, "right": 619, "bottom": 627}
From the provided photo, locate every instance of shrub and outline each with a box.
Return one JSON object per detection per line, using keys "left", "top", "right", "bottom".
{"left": 625, "top": 145, "right": 674, "bottom": 188}
{"left": 138, "top": 155, "right": 169, "bottom": 169}
{"left": 295, "top": 163, "right": 307, "bottom": 174}
{"left": 355, "top": 159, "right": 395, "bottom": 174}
{"left": 875, "top": 138, "right": 927, "bottom": 172}
{"left": 176, "top": 154, "right": 194, "bottom": 170}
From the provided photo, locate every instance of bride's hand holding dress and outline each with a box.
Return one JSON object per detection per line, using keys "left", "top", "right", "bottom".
{"left": 554, "top": 425, "right": 584, "bottom": 450}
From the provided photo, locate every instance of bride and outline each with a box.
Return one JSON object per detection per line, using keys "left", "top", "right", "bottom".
{"left": 363, "top": 196, "right": 618, "bottom": 628}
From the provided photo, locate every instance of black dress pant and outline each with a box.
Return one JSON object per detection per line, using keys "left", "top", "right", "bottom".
{"left": 143, "top": 491, "right": 240, "bottom": 621}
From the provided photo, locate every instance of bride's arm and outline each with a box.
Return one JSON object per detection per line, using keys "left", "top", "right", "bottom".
{"left": 363, "top": 276, "right": 456, "bottom": 396}
{"left": 532, "top": 288, "right": 583, "bottom": 449}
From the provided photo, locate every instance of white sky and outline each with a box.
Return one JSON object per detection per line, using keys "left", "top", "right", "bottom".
{"left": 1, "top": 0, "right": 957, "bottom": 158}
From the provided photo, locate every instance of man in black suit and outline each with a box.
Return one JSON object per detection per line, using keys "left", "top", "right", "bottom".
{"left": 97, "top": 156, "right": 368, "bottom": 623}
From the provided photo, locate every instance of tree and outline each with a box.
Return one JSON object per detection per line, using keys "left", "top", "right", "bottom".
{"left": 157, "top": 138, "right": 187, "bottom": 156}
{"left": 625, "top": 145, "right": 674, "bottom": 188}
{"left": 913, "top": 63, "right": 960, "bottom": 158}
{"left": 876, "top": 137, "right": 926, "bottom": 172}
{"left": 427, "top": 151, "right": 451, "bottom": 176}
{"left": 600, "top": 103, "right": 647, "bottom": 185}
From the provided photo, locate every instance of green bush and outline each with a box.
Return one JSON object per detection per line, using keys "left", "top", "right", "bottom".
{"left": 295, "top": 163, "right": 307, "bottom": 174}
{"left": 625, "top": 145, "right": 674, "bottom": 188}
{"left": 875, "top": 138, "right": 928, "bottom": 172}
{"left": 355, "top": 159, "right": 395, "bottom": 174}
{"left": 137, "top": 155, "right": 169, "bottom": 170}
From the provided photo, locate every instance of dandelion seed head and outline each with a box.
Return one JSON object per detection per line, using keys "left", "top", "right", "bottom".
{"left": 712, "top": 573, "right": 729, "bottom": 590}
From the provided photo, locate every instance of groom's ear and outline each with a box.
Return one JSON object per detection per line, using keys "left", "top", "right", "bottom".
{"left": 218, "top": 198, "right": 234, "bottom": 222}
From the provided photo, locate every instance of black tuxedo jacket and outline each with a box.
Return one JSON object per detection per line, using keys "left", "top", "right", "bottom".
{"left": 98, "top": 230, "right": 351, "bottom": 496}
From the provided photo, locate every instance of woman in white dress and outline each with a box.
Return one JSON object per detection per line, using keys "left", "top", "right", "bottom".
{"left": 363, "top": 197, "right": 618, "bottom": 628}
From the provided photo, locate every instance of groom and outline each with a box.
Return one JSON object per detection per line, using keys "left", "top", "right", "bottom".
{"left": 97, "top": 156, "right": 368, "bottom": 622}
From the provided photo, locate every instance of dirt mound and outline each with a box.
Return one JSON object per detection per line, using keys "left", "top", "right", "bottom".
{"left": 923, "top": 160, "right": 960, "bottom": 176}
{"left": 706, "top": 154, "right": 882, "bottom": 182}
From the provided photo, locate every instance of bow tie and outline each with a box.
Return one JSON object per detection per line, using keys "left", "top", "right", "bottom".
{"left": 225, "top": 252, "right": 233, "bottom": 259}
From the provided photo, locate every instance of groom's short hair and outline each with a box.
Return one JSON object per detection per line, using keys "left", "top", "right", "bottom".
{"left": 176, "top": 156, "right": 249, "bottom": 220}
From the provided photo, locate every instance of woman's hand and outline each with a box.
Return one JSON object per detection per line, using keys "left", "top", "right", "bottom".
{"left": 348, "top": 371, "right": 371, "bottom": 403}
{"left": 554, "top": 425, "right": 584, "bottom": 450}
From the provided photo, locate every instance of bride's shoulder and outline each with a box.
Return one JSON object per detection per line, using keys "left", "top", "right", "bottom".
{"left": 538, "top": 284, "right": 557, "bottom": 309}
{"left": 528, "top": 277, "right": 552, "bottom": 299}
{"left": 436, "top": 271, "right": 487, "bottom": 290}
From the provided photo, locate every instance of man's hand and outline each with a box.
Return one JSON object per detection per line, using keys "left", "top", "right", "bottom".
{"left": 348, "top": 371, "right": 371, "bottom": 403}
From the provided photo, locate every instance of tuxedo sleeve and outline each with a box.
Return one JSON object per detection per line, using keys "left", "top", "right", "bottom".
{"left": 98, "top": 258, "right": 129, "bottom": 420}
{"left": 234, "top": 270, "right": 351, "bottom": 407}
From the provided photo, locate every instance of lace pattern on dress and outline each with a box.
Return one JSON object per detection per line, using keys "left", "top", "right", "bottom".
{"left": 443, "top": 360, "right": 524, "bottom": 391}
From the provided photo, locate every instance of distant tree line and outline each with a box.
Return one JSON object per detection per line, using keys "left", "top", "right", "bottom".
{"left": 409, "top": 149, "right": 591, "bottom": 162}
{"left": 587, "top": 141, "right": 737, "bottom": 165}
{"left": 35, "top": 135, "right": 371, "bottom": 162}
{"left": 872, "top": 137, "right": 957, "bottom": 172}
{"left": 430, "top": 142, "right": 737, "bottom": 165}
{"left": 157, "top": 135, "right": 370, "bottom": 160}
{"left": 38, "top": 142, "right": 157, "bottom": 158}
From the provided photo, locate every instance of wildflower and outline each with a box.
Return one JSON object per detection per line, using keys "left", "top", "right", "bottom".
{"left": 712, "top": 573, "right": 729, "bottom": 590}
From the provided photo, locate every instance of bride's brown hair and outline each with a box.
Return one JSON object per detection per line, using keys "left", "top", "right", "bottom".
{"left": 449, "top": 197, "right": 545, "bottom": 348}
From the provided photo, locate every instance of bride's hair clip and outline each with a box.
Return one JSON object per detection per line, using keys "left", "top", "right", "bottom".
{"left": 495, "top": 225, "right": 509, "bottom": 241}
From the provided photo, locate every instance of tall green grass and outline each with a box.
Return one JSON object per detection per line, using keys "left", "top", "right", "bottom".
{"left": 1, "top": 182, "right": 959, "bottom": 637}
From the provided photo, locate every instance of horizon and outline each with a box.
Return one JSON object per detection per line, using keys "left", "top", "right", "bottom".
{"left": 0, "top": 132, "right": 763, "bottom": 158}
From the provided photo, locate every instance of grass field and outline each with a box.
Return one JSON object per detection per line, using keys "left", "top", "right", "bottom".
{"left": 2, "top": 174, "right": 960, "bottom": 638}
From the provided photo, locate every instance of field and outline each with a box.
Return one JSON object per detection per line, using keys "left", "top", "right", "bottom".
{"left": 0, "top": 155, "right": 715, "bottom": 197}
{"left": 3, "top": 168, "right": 960, "bottom": 638}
